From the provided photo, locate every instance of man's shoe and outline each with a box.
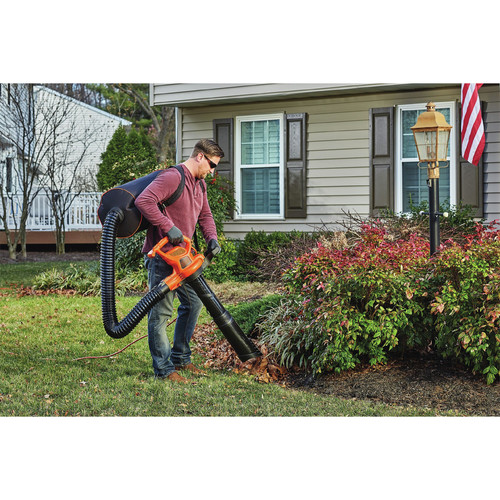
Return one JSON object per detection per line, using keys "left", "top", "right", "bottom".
{"left": 174, "top": 363, "right": 206, "bottom": 376}
{"left": 164, "top": 371, "right": 189, "bottom": 384}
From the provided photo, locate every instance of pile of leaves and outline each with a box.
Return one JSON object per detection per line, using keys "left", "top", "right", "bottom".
{"left": 192, "top": 324, "right": 287, "bottom": 384}
{"left": 16, "top": 285, "right": 79, "bottom": 297}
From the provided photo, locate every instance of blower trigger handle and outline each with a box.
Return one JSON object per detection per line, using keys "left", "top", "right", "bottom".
{"left": 148, "top": 236, "right": 205, "bottom": 292}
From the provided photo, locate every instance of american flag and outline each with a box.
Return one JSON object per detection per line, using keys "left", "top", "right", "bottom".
{"left": 461, "top": 83, "right": 485, "bottom": 166}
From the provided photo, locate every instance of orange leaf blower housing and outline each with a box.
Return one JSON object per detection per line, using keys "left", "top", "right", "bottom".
{"left": 148, "top": 236, "right": 205, "bottom": 292}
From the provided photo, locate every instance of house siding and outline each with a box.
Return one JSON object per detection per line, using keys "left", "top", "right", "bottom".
{"left": 0, "top": 84, "right": 31, "bottom": 147}
{"left": 483, "top": 90, "right": 500, "bottom": 219}
{"left": 175, "top": 84, "right": 500, "bottom": 239}
{"left": 34, "top": 87, "right": 130, "bottom": 191}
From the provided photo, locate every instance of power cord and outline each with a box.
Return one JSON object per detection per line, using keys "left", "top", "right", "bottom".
{"left": 74, "top": 318, "right": 177, "bottom": 361}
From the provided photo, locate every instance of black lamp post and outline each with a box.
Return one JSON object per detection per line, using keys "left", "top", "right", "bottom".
{"left": 411, "top": 102, "right": 452, "bottom": 256}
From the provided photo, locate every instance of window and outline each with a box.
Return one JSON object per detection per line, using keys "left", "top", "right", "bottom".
{"left": 235, "top": 114, "right": 284, "bottom": 219}
{"left": 396, "top": 102, "right": 456, "bottom": 213}
{"left": 6, "top": 158, "right": 13, "bottom": 192}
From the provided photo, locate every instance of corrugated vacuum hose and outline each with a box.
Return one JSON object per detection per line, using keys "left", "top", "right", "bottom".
{"left": 100, "top": 208, "right": 170, "bottom": 339}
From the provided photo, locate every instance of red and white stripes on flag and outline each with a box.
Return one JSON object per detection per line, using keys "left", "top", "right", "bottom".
{"left": 461, "top": 83, "right": 485, "bottom": 166}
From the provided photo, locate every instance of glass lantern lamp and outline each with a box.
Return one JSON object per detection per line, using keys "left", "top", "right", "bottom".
{"left": 411, "top": 102, "right": 452, "bottom": 178}
{"left": 411, "top": 102, "right": 452, "bottom": 255}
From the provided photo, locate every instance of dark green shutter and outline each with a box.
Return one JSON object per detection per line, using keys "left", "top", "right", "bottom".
{"left": 456, "top": 101, "right": 484, "bottom": 218}
{"left": 369, "top": 107, "right": 394, "bottom": 216}
{"left": 285, "top": 113, "right": 307, "bottom": 218}
{"left": 213, "top": 118, "right": 234, "bottom": 183}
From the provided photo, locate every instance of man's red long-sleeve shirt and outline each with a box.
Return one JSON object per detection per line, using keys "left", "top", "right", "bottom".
{"left": 134, "top": 164, "right": 218, "bottom": 254}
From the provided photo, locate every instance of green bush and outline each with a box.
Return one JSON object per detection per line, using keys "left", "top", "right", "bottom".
{"left": 202, "top": 237, "right": 238, "bottom": 283}
{"left": 258, "top": 220, "right": 500, "bottom": 383}
{"left": 203, "top": 171, "right": 237, "bottom": 236}
{"left": 33, "top": 264, "right": 101, "bottom": 295}
{"left": 115, "top": 232, "right": 146, "bottom": 273}
{"left": 428, "top": 224, "right": 500, "bottom": 384}
{"left": 32, "top": 263, "right": 147, "bottom": 296}
{"left": 227, "top": 294, "right": 282, "bottom": 337}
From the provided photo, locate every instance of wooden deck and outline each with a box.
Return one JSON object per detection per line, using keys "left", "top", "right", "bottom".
{"left": 0, "top": 230, "right": 102, "bottom": 246}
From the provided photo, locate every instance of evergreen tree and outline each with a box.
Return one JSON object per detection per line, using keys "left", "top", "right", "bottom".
{"left": 96, "top": 126, "right": 158, "bottom": 190}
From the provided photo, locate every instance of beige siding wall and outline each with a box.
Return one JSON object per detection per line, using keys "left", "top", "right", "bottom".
{"left": 178, "top": 85, "right": 500, "bottom": 239}
{"left": 483, "top": 87, "right": 500, "bottom": 219}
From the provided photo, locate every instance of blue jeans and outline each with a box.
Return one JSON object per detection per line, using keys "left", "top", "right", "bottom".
{"left": 144, "top": 255, "right": 203, "bottom": 378}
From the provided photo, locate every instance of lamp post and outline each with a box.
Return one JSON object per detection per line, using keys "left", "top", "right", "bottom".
{"left": 411, "top": 102, "right": 452, "bottom": 256}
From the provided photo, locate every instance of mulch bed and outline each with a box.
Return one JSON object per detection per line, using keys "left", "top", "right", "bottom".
{"left": 286, "top": 353, "right": 500, "bottom": 416}
{"left": 194, "top": 324, "right": 499, "bottom": 416}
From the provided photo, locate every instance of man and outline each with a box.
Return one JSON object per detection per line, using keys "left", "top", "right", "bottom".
{"left": 135, "top": 139, "right": 223, "bottom": 384}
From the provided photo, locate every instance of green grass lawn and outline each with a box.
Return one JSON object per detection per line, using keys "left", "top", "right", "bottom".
{"left": 0, "top": 260, "right": 457, "bottom": 416}
{"left": 0, "top": 260, "right": 79, "bottom": 288}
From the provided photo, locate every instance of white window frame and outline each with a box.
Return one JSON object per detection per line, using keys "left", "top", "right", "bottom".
{"left": 234, "top": 113, "right": 285, "bottom": 220}
{"left": 395, "top": 101, "right": 457, "bottom": 214}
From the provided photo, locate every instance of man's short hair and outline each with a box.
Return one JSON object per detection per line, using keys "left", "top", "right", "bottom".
{"left": 191, "top": 139, "right": 225, "bottom": 159}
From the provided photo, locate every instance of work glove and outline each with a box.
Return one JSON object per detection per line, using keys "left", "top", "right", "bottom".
{"left": 167, "top": 226, "right": 183, "bottom": 245}
{"left": 204, "top": 239, "right": 221, "bottom": 260}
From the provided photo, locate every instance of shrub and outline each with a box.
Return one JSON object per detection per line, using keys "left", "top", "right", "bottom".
{"left": 234, "top": 230, "right": 319, "bottom": 281}
{"left": 203, "top": 171, "right": 237, "bottom": 237}
{"left": 33, "top": 264, "right": 101, "bottom": 296}
{"left": 202, "top": 236, "right": 238, "bottom": 283}
{"left": 32, "top": 263, "right": 147, "bottom": 296}
{"left": 259, "top": 220, "right": 500, "bottom": 383}
{"left": 265, "top": 225, "right": 431, "bottom": 374}
{"left": 429, "top": 221, "right": 500, "bottom": 384}
{"left": 115, "top": 232, "right": 146, "bottom": 273}
{"left": 227, "top": 294, "right": 282, "bottom": 337}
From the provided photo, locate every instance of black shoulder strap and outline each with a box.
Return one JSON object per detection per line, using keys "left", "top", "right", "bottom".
{"left": 159, "top": 164, "right": 185, "bottom": 210}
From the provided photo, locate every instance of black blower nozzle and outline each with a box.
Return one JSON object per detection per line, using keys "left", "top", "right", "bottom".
{"left": 187, "top": 275, "right": 262, "bottom": 361}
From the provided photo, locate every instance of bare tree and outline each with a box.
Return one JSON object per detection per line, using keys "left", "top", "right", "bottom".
{"left": 111, "top": 84, "right": 175, "bottom": 162}
{"left": 0, "top": 84, "right": 43, "bottom": 259}
{"left": 0, "top": 84, "right": 102, "bottom": 257}
{"left": 35, "top": 87, "right": 101, "bottom": 254}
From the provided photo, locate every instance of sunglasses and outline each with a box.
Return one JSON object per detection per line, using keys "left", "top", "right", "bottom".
{"left": 203, "top": 154, "right": 217, "bottom": 169}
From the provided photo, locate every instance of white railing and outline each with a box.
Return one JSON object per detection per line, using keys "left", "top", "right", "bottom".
{"left": 1, "top": 191, "right": 103, "bottom": 230}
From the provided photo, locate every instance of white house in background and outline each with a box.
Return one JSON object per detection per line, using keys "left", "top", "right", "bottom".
{"left": 34, "top": 85, "right": 131, "bottom": 191}
{"left": 0, "top": 84, "right": 130, "bottom": 244}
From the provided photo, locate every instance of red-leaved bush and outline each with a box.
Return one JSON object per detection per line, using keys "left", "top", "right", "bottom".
{"left": 258, "top": 220, "right": 500, "bottom": 383}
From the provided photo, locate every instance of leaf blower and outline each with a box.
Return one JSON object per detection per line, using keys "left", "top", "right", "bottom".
{"left": 97, "top": 172, "right": 262, "bottom": 362}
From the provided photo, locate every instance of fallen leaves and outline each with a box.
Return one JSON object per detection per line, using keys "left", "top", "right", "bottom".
{"left": 192, "top": 323, "right": 288, "bottom": 384}
{"left": 16, "top": 285, "right": 77, "bottom": 298}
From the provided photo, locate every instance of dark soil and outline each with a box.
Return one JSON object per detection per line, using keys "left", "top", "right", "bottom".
{"left": 0, "top": 248, "right": 99, "bottom": 263}
{"left": 286, "top": 352, "right": 500, "bottom": 416}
